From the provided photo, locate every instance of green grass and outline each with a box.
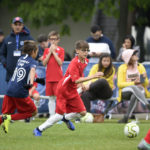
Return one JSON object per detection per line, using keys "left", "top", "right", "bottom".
{"left": 0, "top": 118, "right": 149, "bottom": 150}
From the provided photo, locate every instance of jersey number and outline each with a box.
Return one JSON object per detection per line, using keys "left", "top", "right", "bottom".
{"left": 11, "top": 68, "right": 26, "bottom": 82}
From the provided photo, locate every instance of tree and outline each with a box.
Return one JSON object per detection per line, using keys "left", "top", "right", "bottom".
{"left": 1, "top": 0, "right": 150, "bottom": 60}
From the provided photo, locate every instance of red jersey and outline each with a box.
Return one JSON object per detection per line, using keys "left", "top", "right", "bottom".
{"left": 56, "top": 56, "right": 88, "bottom": 99}
{"left": 43, "top": 46, "right": 65, "bottom": 82}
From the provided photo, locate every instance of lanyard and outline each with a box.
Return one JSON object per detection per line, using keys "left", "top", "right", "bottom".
{"left": 16, "top": 34, "right": 19, "bottom": 50}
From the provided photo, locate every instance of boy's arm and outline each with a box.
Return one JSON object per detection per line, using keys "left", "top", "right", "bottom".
{"left": 75, "top": 72, "right": 103, "bottom": 84}
{"left": 52, "top": 51, "right": 63, "bottom": 66}
{"left": 29, "top": 85, "right": 36, "bottom": 97}
{"left": 30, "top": 67, "right": 36, "bottom": 85}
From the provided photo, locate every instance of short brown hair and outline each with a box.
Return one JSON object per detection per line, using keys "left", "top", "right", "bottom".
{"left": 75, "top": 40, "right": 89, "bottom": 50}
{"left": 48, "top": 30, "right": 60, "bottom": 39}
{"left": 22, "top": 40, "right": 38, "bottom": 56}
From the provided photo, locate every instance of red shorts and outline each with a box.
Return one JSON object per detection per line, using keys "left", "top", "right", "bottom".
{"left": 46, "top": 82, "right": 58, "bottom": 96}
{"left": 2, "top": 95, "right": 37, "bottom": 114}
{"left": 55, "top": 94, "right": 86, "bottom": 115}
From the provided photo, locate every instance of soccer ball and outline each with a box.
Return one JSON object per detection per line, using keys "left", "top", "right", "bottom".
{"left": 124, "top": 122, "right": 140, "bottom": 138}
{"left": 80, "top": 112, "right": 94, "bottom": 123}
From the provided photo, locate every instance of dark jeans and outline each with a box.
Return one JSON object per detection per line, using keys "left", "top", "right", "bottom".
{"left": 81, "top": 79, "right": 113, "bottom": 112}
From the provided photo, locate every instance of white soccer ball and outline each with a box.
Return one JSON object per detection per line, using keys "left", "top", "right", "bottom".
{"left": 80, "top": 112, "right": 94, "bottom": 123}
{"left": 124, "top": 122, "right": 140, "bottom": 138}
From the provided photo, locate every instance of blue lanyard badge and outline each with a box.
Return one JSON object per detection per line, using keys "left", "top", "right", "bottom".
{"left": 16, "top": 34, "right": 19, "bottom": 50}
{"left": 13, "top": 34, "right": 21, "bottom": 56}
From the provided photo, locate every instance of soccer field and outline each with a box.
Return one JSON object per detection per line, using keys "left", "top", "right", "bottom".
{"left": 0, "top": 118, "right": 149, "bottom": 150}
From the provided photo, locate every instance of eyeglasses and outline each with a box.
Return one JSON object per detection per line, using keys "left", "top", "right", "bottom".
{"left": 49, "top": 38, "right": 59, "bottom": 41}
{"left": 81, "top": 49, "right": 90, "bottom": 52}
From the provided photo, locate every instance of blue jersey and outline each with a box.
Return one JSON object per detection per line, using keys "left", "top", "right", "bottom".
{"left": 6, "top": 54, "right": 37, "bottom": 98}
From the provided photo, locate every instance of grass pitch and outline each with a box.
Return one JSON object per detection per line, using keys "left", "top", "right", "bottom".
{"left": 0, "top": 118, "right": 149, "bottom": 150}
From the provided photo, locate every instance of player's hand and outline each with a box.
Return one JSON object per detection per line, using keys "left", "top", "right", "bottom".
{"left": 24, "top": 84, "right": 33, "bottom": 90}
{"left": 80, "top": 83, "right": 87, "bottom": 92}
{"left": 35, "top": 78, "right": 45, "bottom": 85}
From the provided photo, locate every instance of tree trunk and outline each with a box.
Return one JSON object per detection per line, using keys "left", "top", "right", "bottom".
{"left": 117, "top": 0, "right": 128, "bottom": 54}
{"left": 135, "top": 26, "right": 145, "bottom": 62}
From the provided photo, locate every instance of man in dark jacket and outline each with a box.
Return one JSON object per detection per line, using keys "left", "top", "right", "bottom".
{"left": 86, "top": 25, "right": 116, "bottom": 62}
{"left": 0, "top": 17, "right": 34, "bottom": 82}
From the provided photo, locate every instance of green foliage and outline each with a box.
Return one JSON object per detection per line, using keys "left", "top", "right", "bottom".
{"left": 1, "top": 0, "right": 150, "bottom": 34}
{"left": 98, "top": 0, "right": 120, "bottom": 18}
{"left": 1, "top": 0, "right": 95, "bottom": 35}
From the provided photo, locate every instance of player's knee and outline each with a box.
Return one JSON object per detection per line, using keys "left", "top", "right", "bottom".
{"left": 32, "top": 109, "right": 38, "bottom": 116}
{"left": 80, "top": 111, "right": 87, "bottom": 116}
{"left": 33, "top": 94, "right": 40, "bottom": 101}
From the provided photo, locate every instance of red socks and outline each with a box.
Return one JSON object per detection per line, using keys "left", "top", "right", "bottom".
{"left": 144, "top": 129, "right": 150, "bottom": 144}
{"left": 11, "top": 113, "right": 33, "bottom": 121}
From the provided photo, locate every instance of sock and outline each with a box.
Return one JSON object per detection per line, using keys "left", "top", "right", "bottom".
{"left": 48, "top": 96, "right": 56, "bottom": 117}
{"left": 144, "top": 130, "right": 150, "bottom": 144}
{"left": 64, "top": 113, "right": 81, "bottom": 120}
{"left": 38, "top": 113, "right": 63, "bottom": 131}
{"left": 11, "top": 113, "right": 33, "bottom": 121}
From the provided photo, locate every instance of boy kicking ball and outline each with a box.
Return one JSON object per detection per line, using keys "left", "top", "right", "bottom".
{"left": 33, "top": 40, "right": 103, "bottom": 136}
{"left": 0, "top": 40, "right": 38, "bottom": 133}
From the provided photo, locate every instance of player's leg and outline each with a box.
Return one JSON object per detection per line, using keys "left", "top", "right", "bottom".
{"left": 10, "top": 97, "right": 37, "bottom": 121}
{"left": 48, "top": 96, "right": 56, "bottom": 116}
{"left": 63, "top": 95, "right": 86, "bottom": 130}
{"left": 33, "top": 113, "right": 63, "bottom": 136}
{"left": 33, "top": 95, "right": 66, "bottom": 136}
{"left": 0, "top": 95, "right": 16, "bottom": 133}
{"left": 138, "top": 129, "right": 150, "bottom": 150}
{"left": 46, "top": 82, "right": 56, "bottom": 117}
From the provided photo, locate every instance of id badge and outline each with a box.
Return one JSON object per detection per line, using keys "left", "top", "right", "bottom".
{"left": 13, "top": 50, "right": 21, "bottom": 56}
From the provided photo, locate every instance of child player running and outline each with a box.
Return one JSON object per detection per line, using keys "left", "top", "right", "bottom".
{"left": 0, "top": 40, "right": 38, "bottom": 133}
{"left": 33, "top": 40, "right": 103, "bottom": 136}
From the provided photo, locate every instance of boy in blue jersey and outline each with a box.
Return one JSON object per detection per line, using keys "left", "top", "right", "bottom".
{"left": 0, "top": 40, "right": 38, "bottom": 133}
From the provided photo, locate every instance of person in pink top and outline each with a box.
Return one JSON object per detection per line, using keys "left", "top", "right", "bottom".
{"left": 42, "top": 31, "right": 65, "bottom": 117}
{"left": 117, "top": 49, "right": 150, "bottom": 123}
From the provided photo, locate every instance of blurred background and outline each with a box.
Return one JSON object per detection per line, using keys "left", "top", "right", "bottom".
{"left": 0, "top": 0, "right": 150, "bottom": 61}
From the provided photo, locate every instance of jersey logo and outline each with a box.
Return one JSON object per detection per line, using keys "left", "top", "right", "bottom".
{"left": 8, "top": 41, "right": 12, "bottom": 44}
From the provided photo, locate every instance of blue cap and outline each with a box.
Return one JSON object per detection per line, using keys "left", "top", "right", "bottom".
{"left": 12, "top": 17, "right": 24, "bottom": 24}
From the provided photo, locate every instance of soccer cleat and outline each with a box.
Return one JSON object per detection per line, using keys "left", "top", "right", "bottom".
{"left": 62, "top": 117, "right": 75, "bottom": 131}
{"left": 33, "top": 128, "right": 42, "bottom": 136}
{"left": 138, "top": 139, "right": 150, "bottom": 150}
{"left": 2, "top": 115, "right": 11, "bottom": 133}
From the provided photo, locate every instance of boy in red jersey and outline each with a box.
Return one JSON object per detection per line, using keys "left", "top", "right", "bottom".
{"left": 42, "top": 31, "right": 64, "bottom": 117}
{"left": 33, "top": 40, "right": 103, "bottom": 136}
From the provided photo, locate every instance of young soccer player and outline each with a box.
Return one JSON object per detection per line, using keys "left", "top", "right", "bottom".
{"left": 42, "top": 31, "right": 65, "bottom": 117}
{"left": 0, "top": 40, "right": 38, "bottom": 133}
{"left": 33, "top": 40, "right": 103, "bottom": 136}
